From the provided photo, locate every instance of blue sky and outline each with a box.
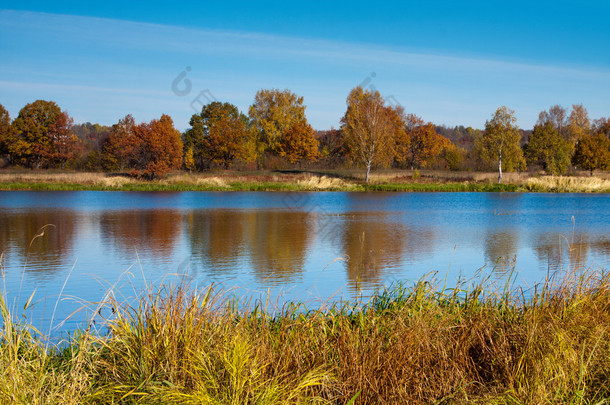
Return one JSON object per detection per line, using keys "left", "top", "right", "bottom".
{"left": 1, "top": 1, "right": 609, "bottom": 131}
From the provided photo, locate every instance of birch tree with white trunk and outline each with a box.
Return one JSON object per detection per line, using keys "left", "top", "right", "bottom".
{"left": 341, "top": 86, "right": 401, "bottom": 183}
{"left": 476, "top": 106, "right": 525, "bottom": 183}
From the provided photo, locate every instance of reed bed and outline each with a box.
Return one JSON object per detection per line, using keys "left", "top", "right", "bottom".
{"left": 296, "top": 175, "right": 352, "bottom": 190}
{"left": 2, "top": 267, "right": 610, "bottom": 404}
{"left": 525, "top": 176, "right": 610, "bottom": 193}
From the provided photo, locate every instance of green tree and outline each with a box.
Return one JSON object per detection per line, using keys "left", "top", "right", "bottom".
{"left": 184, "top": 102, "right": 252, "bottom": 169}
{"left": 248, "top": 89, "right": 306, "bottom": 164}
{"left": 10, "top": 100, "right": 79, "bottom": 168}
{"left": 475, "top": 106, "right": 525, "bottom": 183}
{"left": 526, "top": 122, "right": 572, "bottom": 175}
{"left": 341, "top": 86, "right": 402, "bottom": 182}
{"left": 572, "top": 133, "right": 610, "bottom": 175}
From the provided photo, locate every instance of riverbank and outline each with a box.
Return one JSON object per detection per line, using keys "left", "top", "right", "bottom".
{"left": 2, "top": 269, "right": 609, "bottom": 404}
{"left": 1, "top": 170, "right": 610, "bottom": 192}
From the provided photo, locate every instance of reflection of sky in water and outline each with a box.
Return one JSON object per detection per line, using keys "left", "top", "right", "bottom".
{"left": 0, "top": 191, "right": 609, "bottom": 336}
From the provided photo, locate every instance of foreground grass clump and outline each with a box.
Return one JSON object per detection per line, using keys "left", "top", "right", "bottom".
{"left": 2, "top": 270, "right": 610, "bottom": 404}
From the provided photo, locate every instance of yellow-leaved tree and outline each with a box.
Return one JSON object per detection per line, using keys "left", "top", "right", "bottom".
{"left": 248, "top": 89, "right": 307, "bottom": 166}
{"left": 341, "top": 86, "right": 403, "bottom": 183}
{"left": 475, "top": 106, "right": 525, "bottom": 183}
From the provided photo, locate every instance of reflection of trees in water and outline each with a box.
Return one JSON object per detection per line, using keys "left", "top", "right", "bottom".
{"left": 246, "top": 211, "right": 312, "bottom": 282}
{"left": 342, "top": 213, "right": 409, "bottom": 291}
{"left": 484, "top": 230, "right": 519, "bottom": 276}
{"left": 0, "top": 210, "right": 76, "bottom": 278}
{"left": 185, "top": 210, "right": 313, "bottom": 282}
{"left": 590, "top": 238, "right": 610, "bottom": 256}
{"left": 531, "top": 232, "right": 590, "bottom": 272}
{"left": 185, "top": 210, "right": 246, "bottom": 276}
{"left": 99, "top": 210, "right": 181, "bottom": 259}
{"left": 345, "top": 192, "right": 393, "bottom": 211}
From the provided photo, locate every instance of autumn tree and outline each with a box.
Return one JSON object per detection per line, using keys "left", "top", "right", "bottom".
{"left": 594, "top": 117, "right": 610, "bottom": 138}
{"left": 184, "top": 102, "right": 252, "bottom": 169}
{"left": 567, "top": 104, "right": 591, "bottom": 144}
{"left": 394, "top": 112, "right": 418, "bottom": 169}
{"left": 400, "top": 114, "right": 453, "bottom": 169}
{"left": 537, "top": 105, "right": 568, "bottom": 138}
{"left": 183, "top": 147, "right": 195, "bottom": 172}
{"left": 131, "top": 114, "right": 183, "bottom": 179}
{"left": 248, "top": 89, "right": 306, "bottom": 164}
{"left": 442, "top": 145, "right": 466, "bottom": 171}
{"left": 10, "top": 100, "right": 79, "bottom": 168}
{"left": 475, "top": 106, "right": 525, "bottom": 183}
{"left": 278, "top": 120, "right": 319, "bottom": 164}
{"left": 48, "top": 110, "right": 81, "bottom": 168}
{"left": 341, "top": 86, "right": 402, "bottom": 182}
{"left": 102, "top": 115, "right": 138, "bottom": 171}
{"left": 0, "top": 104, "right": 11, "bottom": 160}
{"left": 572, "top": 133, "right": 610, "bottom": 175}
{"left": 526, "top": 122, "right": 571, "bottom": 175}
{"left": 317, "top": 128, "right": 346, "bottom": 166}
{"left": 72, "top": 122, "right": 111, "bottom": 170}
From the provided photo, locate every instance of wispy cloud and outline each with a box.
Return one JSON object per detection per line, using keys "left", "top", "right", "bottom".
{"left": 1, "top": 10, "right": 609, "bottom": 129}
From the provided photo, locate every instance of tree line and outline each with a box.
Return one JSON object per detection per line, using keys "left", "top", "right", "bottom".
{"left": 1, "top": 87, "right": 609, "bottom": 181}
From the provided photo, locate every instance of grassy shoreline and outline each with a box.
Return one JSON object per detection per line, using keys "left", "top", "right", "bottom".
{"left": 0, "top": 180, "right": 522, "bottom": 192}
{"left": 1, "top": 170, "right": 610, "bottom": 192}
{"left": 2, "top": 270, "right": 610, "bottom": 404}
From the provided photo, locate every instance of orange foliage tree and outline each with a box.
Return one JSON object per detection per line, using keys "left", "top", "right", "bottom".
{"left": 47, "top": 110, "right": 81, "bottom": 168}
{"left": 199, "top": 102, "right": 253, "bottom": 169}
{"left": 278, "top": 120, "right": 319, "bottom": 164}
{"left": 184, "top": 102, "right": 252, "bottom": 169}
{"left": 131, "top": 114, "right": 183, "bottom": 179}
{"left": 392, "top": 108, "right": 411, "bottom": 169}
{"left": 102, "top": 115, "right": 139, "bottom": 171}
{"left": 401, "top": 114, "right": 453, "bottom": 169}
{"left": 0, "top": 103, "right": 12, "bottom": 160}
{"left": 10, "top": 100, "right": 80, "bottom": 168}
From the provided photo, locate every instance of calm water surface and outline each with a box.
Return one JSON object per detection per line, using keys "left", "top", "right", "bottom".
{"left": 1, "top": 191, "right": 609, "bottom": 335}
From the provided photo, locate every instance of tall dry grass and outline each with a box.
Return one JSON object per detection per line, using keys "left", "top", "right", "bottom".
{"left": 2, "top": 268, "right": 610, "bottom": 404}
{"left": 0, "top": 171, "right": 107, "bottom": 184}
{"left": 0, "top": 294, "right": 99, "bottom": 404}
{"left": 525, "top": 176, "right": 610, "bottom": 193}
{"left": 161, "top": 174, "right": 231, "bottom": 188}
{"left": 296, "top": 175, "right": 352, "bottom": 190}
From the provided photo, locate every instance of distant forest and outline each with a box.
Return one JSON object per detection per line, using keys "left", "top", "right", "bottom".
{"left": 1, "top": 87, "right": 609, "bottom": 181}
